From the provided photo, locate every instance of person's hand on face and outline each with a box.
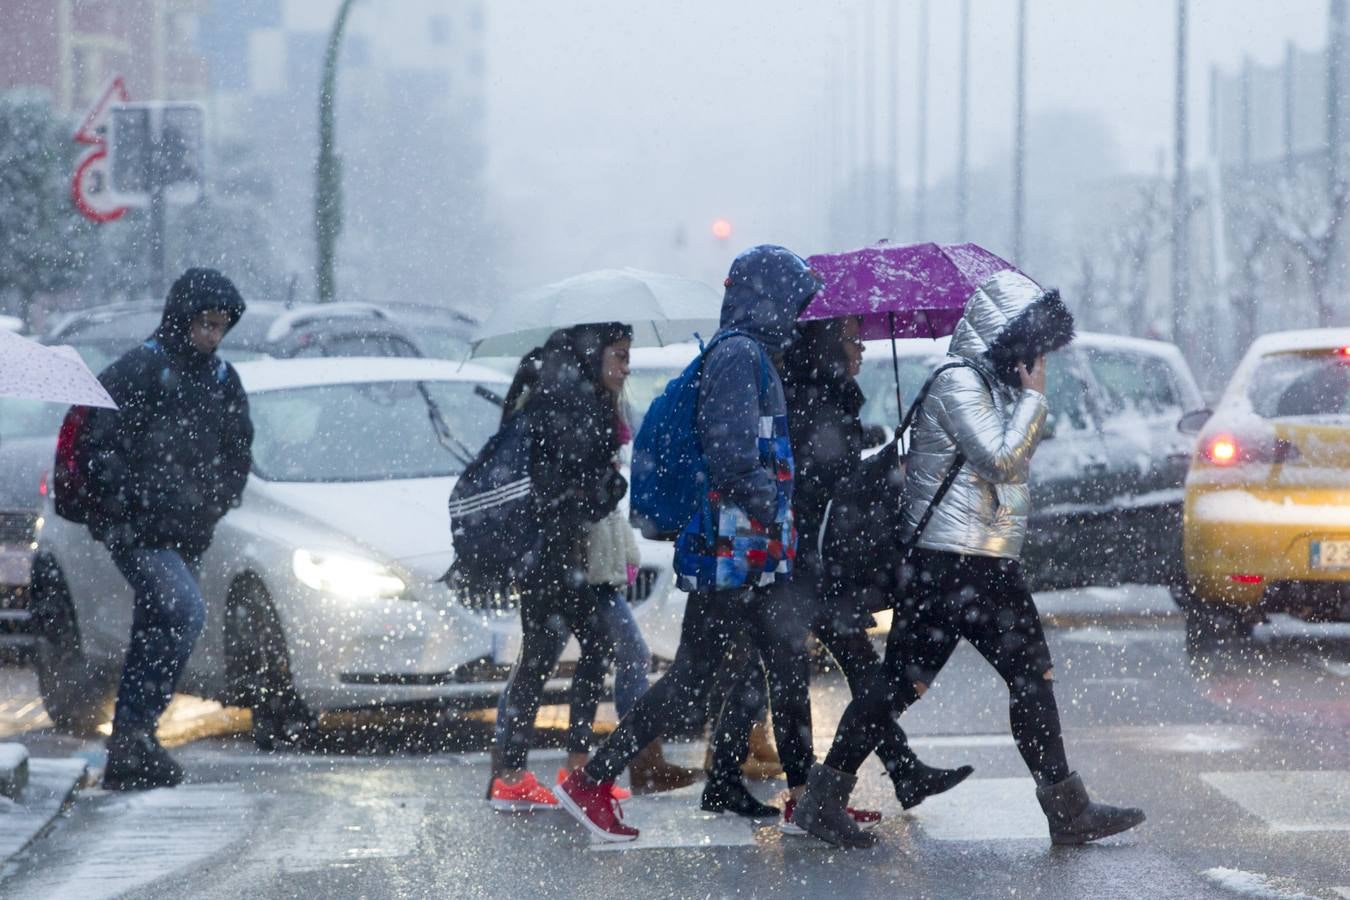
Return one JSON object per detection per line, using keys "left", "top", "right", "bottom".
{"left": 189, "top": 309, "right": 231, "bottom": 355}
{"left": 1017, "top": 355, "right": 1047, "bottom": 394}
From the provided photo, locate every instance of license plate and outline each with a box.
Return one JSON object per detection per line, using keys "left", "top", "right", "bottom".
{"left": 1311, "top": 539, "right": 1350, "bottom": 569}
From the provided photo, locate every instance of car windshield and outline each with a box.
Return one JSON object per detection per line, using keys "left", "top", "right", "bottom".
{"left": 1083, "top": 348, "right": 1182, "bottom": 418}
{"left": 249, "top": 379, "right": 501, "bottom": 482}
{"left": 1247, "top": 350, "right": 1350, "bottom": 419}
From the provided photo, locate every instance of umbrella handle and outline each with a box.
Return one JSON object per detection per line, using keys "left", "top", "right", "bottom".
{"left": 889, "top": 311, "right": 905, "bottom": 450}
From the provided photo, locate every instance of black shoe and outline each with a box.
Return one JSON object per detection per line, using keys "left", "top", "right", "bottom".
{"left": 700, "top": 778, "right": 780, "bottom": 819}
{"left": 1036, "top": 772, "right": 1146, "bottom": 845}
{"left": 103, "top": 730, "right": 183, "bottom": 791}
{"left": 893, "top": 761, "right": 975, "bottom": 810}
{"left": 795, "top": 763, "right": 877, "bottom": 849}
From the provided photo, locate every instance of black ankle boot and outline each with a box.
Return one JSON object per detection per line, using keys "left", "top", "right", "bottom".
{"left": 700, "top": 777, "right": 780, "bottom": 818}
{"left": 892, "top": 760, "right": 975, "bottom": 810}
{"left": 104, "top": 730, "right": 183, "bottom": 791}
{"left": 1036, "top": 772, "right": 1145, "bottom": 845}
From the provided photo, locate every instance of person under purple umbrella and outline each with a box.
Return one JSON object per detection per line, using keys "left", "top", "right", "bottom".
{"left": 794, "top": 270, "right": 1146, "bottom": 849}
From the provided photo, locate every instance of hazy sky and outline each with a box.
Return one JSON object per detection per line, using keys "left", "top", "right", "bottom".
{"left": 484, "top": 1, "right": 1329, "bottom": 287}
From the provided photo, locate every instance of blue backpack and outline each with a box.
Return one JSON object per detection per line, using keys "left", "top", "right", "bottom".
{"left": 446, "top": 410, "right": 546, "bottom": 597}
{"left": 630, "top": 330, "right": 769, "bottom": 540}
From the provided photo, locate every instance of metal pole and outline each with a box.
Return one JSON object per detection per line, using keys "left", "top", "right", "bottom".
{"left": 316, "top": 0, "right": 358, "bottom": 303}
{"left": 146, "top": 110, "right": 166, "bottom": 297}
{"left": 957, "top": 0, "right": 971, "bottom": 241}
{"left": 1171, "top": 0, "right": 1191, "bottom": 347}
{"left": 863, "top": 0, "right": 877, "bottom": 239}
{"left": 1284, "top": 41, "right": 1297, "bottom": 178}
{"left": 889, "top": 311, "right": 903, "bottom": 429}
{"left": 915, "top": 0, "right": 929, "bottom": 239}
{"left": 1012, "top": 0, "right": 1027, "bottom": 263}
{"left": 887, "top": 0, "right": 900, "bottom": 238}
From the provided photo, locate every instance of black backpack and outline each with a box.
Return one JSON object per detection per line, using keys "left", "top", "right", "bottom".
{"left": 446, "top": 410, "right": 546, "bottom": 600}
{"left": 818, "top": 361, "right": 993, "bottom": 609}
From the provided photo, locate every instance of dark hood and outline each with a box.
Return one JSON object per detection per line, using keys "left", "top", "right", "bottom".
{"left": 152, "top": 268, "right": 246, "bottom": 358}
{"left": 718, "top": 245, "right": 821, "bottom": 353}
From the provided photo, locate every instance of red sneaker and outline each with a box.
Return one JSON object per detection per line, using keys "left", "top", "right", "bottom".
{"left": 559, "top": 768, "right": 631, "bottom": 801}
{"left": 779, "top": 798, "right": 882, "bottom": 835}
{"left": 489, "top": 771, "right": 558, "bottom": 812}
{"left": 553, "top": 768, "right": 639, "bottom": 843}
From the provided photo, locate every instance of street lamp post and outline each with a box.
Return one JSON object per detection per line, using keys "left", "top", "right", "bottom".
{"left": 315, "top": 0, "right": 358, "bottom": 304}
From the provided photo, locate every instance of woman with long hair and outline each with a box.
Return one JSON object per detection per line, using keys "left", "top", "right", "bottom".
{"left": 488, "top": 323, "right": 697, "bottom": 810}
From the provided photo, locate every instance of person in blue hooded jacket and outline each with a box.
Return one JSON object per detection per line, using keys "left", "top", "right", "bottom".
{"left": 555, "top": 245, "right": 824, "bottom": 843}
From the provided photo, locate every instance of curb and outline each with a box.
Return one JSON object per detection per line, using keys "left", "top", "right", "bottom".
{"left": 0, "top": 756, "right": 87, "bottom": 869}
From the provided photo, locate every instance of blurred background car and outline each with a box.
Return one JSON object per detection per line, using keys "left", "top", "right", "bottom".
{"left": 858, "top": 332, "right": 1205, "bottom": 591}
{"left": 0, "top": 300, "right": 428, "bottom": 655}
{"left": 1178, "top": 327, "right": 1350, "bottom": 655}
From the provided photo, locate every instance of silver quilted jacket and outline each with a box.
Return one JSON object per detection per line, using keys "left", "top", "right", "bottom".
{"left": 899, "top": 271, "right": 1050, "bottom": 559}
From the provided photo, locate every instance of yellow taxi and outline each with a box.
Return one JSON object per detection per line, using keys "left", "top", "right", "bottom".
{"left": 1179, "top": 327, "right": 1350, "bottom": 653}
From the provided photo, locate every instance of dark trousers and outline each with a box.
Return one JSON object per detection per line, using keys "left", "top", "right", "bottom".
{"left": 585, "top": 581, "right": 815, "bottom": 788}
{"left": 824, "top": 548, "right": 1070, "bottom": 786}
{"left": 495, "top": 585, "right": 610, "bottom": 770}
{"left": 110, "top": 546, "right": 206, "bottom": 735}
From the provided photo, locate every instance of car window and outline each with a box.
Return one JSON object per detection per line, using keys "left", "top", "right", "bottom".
{"left": 249, "top": 380, "right": 500, "bottom": 482}
{"left": 857, "top": 356, "right": 944, "bottom": 428}
{"left": 1083, "top": 348, "right": 1182, "bottom": 418}
{"left": 319, "top": 334, "right": 421, "bottom": 358}
{"left": 1248, "top": 351, "right": 1350, "bottom": 418}
{"left": 1045, "top": 355, "right": 1095, "bottom": 433}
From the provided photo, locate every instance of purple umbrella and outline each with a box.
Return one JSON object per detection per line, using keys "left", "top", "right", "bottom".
{"left": 800, "top": 241, "right": 1029, "bottom": 424}
{"left": 801, "top": 241, "right": 1023, "bottom": 339}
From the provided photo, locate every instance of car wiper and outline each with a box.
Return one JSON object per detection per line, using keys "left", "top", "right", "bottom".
{"left": 416, "top": 382, "right": 475, "bottom": 467}
{"left": 474, "top": 385, "right": 504, "bottom": 408}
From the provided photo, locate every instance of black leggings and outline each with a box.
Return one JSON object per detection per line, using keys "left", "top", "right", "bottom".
{"left": 496, "top": 586, "right": 610, "bottom": 770}
{"left": 585, "top": 582, "right": 815, "bottom": 788}
{"left": 824, "top": 548, "right": 1070, "bottom": 786}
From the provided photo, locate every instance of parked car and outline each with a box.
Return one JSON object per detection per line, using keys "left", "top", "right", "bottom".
{"left": 858, "top": 332, "right": 1205, "bottom": 591}
{"left": 0, "top": 300, "right": 432, "bottom": 651}
{"left": 1177, "top": 327, "right": 1350, "bottom": 653}
{"left": 28, "top": 357, "right": 681, "bottom": 743}
{"left": 382, "top": 302, "right": 480, "bottom": 361}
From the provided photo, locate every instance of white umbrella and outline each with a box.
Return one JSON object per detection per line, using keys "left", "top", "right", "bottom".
{"left": 472, "top": 268, "right": 721, "bottom": 358}
{"left": 0, "top": 329, "right": 117, "bottom": 409}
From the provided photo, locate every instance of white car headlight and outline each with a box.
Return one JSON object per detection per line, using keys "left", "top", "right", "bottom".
{"left": 292, "top": 549, "right": 406, "bottom": 600}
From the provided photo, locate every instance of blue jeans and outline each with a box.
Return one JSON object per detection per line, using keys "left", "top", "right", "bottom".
{"left": 109, "top": 546, "right": 206, "bottom": 735}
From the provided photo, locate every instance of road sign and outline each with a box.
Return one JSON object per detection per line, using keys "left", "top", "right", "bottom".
{"left": 106, "top": 102, "right": 205, "bottom": 206}
{"left": 70, "top": 75, "right": 130, "bottom": 223}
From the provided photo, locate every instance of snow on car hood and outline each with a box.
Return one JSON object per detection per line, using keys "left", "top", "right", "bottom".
{"left": 252, "top": 476, "right": 456, "bottom": 582}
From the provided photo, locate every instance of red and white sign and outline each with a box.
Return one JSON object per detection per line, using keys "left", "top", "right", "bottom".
{"left": 71, "top": 76, "right": 130, "bottom": 223}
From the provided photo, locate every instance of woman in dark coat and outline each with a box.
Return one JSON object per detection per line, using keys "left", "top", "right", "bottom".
{"left": 775, "top": 317, "right": 972, "bottom": 830}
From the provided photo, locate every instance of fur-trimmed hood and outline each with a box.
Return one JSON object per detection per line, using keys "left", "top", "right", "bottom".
{"left": 947, "top": 271, "right": 1075, "bottom": 388}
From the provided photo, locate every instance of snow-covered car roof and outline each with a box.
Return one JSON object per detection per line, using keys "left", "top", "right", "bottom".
{"left": 629, "top": 341, "right": 700, "bottom": 369}
{"left": 1246, "top": 327, "right": 1350, "bottom": 357}
{"left": 234, "top": 356, "right": 510, "bottom": 393}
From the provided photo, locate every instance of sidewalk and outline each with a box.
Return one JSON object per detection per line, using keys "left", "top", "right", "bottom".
{"left": 0, "top": 742, "right": 86, "bottom": 869}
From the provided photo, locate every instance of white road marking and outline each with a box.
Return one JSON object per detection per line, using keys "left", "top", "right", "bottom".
{"left": 909, "top": 734, "right": 1016, "bottom": 749}
{"left": 1202, "top": 771, "right": 1350, "bottom": 833}
{"left": 10, "top": 785, "right": 254, "bottom": 900}
{"left": 1200, "top": 867, "right": 1318, "bottom": 899}
{"left": 589, "top": 783, "right": 757, "bottom": 852}
{"left": 909, "top": 777, "right": 1047, "bottom": 842}
{"left": 245, "top": 794, "right": 427, "bottom": 873}
{"left": 1157, "top": 730, "right": 1251, "bottom": 754}
{"left": 1061, "top": 627, "right": 1179, "bottom": 646}
{"left": 1320, "top": 659, "right": 1350, "bottom": 679}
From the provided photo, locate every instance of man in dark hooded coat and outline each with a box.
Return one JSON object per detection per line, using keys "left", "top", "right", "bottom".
{"left": 83, "top": 268, "right": 252, "bottom": 790}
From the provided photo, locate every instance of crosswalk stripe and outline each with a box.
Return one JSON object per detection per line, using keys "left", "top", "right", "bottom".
{"left": 1201, "top": 771, "right": 1350, "bottom": 833}
{"left": 588, "top": 783, "right": 755, "bottom": 852}
{"left": 908, "top": 777, "right": 1047, "bottom": 841}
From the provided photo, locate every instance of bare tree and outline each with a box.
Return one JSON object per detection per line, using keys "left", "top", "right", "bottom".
{"left": 1265, "top": 163, "right": 1349, "bottom": 327}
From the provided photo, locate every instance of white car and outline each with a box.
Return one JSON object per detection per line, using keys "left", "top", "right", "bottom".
{"left": 29, "top": 357, "right": 681, "bottom": 747}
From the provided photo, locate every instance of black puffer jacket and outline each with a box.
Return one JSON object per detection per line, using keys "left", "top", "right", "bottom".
{"left": 84, "top": 269, "right": 253, "bottom": 557}
{"left": 520, "top": 326, "right": 628, "bottom": 588}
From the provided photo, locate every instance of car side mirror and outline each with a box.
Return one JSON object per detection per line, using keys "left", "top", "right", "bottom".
{"left": 861, "top": 424, "right": 889, "bottom": 450}
{"left": 1177, "top": 408, "right": 1212, "bottom": 435}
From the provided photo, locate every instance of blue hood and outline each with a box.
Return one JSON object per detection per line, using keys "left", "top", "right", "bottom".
{"left": 718, "top": 245, "right": 821, "bottom": 353}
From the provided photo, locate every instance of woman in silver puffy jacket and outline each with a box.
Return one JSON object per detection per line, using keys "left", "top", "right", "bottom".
{"left": 798, "top": 271, "right": 1146, "bottom": 849}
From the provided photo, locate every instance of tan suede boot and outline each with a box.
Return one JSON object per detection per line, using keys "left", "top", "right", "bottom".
{"left": 740, "top": 722, "right": 785, "bottom": 781}
{"left": 628, "top": 740, "right": 703, "bottom": 795}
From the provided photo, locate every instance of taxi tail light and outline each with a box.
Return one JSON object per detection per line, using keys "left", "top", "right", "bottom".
{"left": 1228, "top": 574, "right": 1264, "bottom": 585}
{"left": 1201, "top": 433, "right": 1300, "bottom": 466}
